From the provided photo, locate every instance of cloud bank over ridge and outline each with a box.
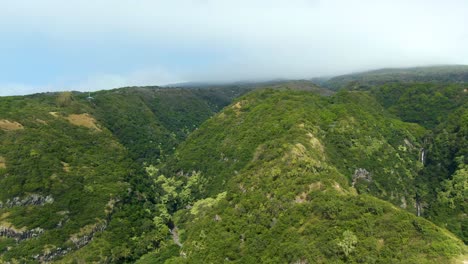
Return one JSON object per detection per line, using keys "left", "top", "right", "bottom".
{"left": 1, "top": 0, "right": 467, "bottom": 95}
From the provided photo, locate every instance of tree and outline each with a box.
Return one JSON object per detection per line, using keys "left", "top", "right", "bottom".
{"left": 438, "top": 157, "right": 467, "bottom": 209}
{"left": 337, "top": 230, "right": 357, "bottom": 258}
{"left": 56, "top": 91, "right": 73, "bottom": 107}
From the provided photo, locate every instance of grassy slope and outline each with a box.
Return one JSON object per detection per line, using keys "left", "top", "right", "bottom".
{"left": 57, "top": 87, "right": 252, "bottom": 263}
{"left": 0, "top": 93, "right": 131, "bottom": 262}
{"left": 89, "top": 86, "right": 252, "bottom": 165}
{"left": 164, "top": 89, "right": 426, "bottom": 211}
{"left": 318, "top": 70, "right": 467, "bottom": 243}
{"left": 0, "top": 86, "right": 250, "bottom": 263}
{"left": 151, "top": 89, "right": 465, "bottom": 263}
{"left": 0, "top": 82, "right": 465, "bottom": 263}
{"left": 340, "top": 81, "right": 467, "bottom": 242}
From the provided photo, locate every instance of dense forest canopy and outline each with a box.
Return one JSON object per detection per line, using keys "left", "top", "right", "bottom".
{"left": 0, "top": 67, "right": 466, "bottom": 263}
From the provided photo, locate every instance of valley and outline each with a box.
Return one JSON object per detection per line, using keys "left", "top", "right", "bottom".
{"left": 0, "top": 67, "right": 466, "bottom": 263}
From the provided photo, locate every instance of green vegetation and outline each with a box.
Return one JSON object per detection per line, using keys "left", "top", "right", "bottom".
{"left": 420, "top": 105, "right": 468, "bottom": 243}
{"left": 365, "top": 83, "right": 466, "bottom": 128}
{"left": 323, "top": 65, "right": 468, "bottom": 90}
{"left": 0, "top": 86, "right": 249, "bottom": 263}
{"left": 336, "top": 79, "right": 467, "bottom": 242}
{"left": 0, "top": 93, "right": 131, "bottom": 262}
{"left": 0, "top": 73, "right": 466, "bottom": 263}
{"left": 150, "top": 89, "right": 465, "bottom": 263}
{"left": 90, "top": 86, "right": 252, "bottom": 165}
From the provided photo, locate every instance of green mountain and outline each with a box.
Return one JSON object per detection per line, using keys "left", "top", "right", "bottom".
{"left": 139, "top": 88, "right": 465, "bottom": 263}
{"left": 0, "top": 76, "right": 466, "bottom": 263}
{"left": 329, "top": 77, "right": 468, "bottom": 241}
{"left": 322, "top": 65, "right": 468, "bottom": 90}
{"left": 0, "top": 86, "right": 250, "bottom": 263}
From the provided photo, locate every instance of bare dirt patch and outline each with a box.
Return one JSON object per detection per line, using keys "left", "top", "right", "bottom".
{"left": 0, "top": 156, "right": 6, "bottom": 169}
{"left": 0, "top": 120, "right": 24, "bottom": 131}
{"left": 309, "top": 182, "right": 323, "bottom": 191}
{"left": 295, "top": 192, "right": 308, "bottom": 203}
{"left": 61, "top": 161, "right": 70, "bottom": 172}
{"left": 66, "top": 114, "right": 101, "bottom": 131}
{"left": 307, "top": 132, "right": 324, "bottom": 153}
{"left": 49, "top": 112, "right": 59, "bottom": 117}
{"left": 332, "top": 181, "right": 344, "bottom": 193}
{"left": 231, "top": 100, "right": 247, "bottom": 116}
{"left": 105, "top": 199, "right": 117, "bottom": 215}
{"left": 0, "top": 212, "right": 27, "bottom": 232}
{"left": 252, "top": 144, "right": 266, "bottom": 162}
{"left": 291, "top": 143, "right": 307, "bottom": 157}
{"left": 376, "top": 239, "right": 385, "bottom": 251}
{"left": 36, "top": 119, "right": 47, "bottom": 125}
{"left": 0, "top": 212, "right": 11, "bottom": 221}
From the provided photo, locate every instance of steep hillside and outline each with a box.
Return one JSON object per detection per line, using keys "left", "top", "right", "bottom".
{"left": 323, "top": 65, "right": 468, "bottom": 90}
{"left": 142, "top": 89, "right": 465, "bottom": 263}
{"left": 0, "top": 93, "right": 132, "bottom": 262}
{"left": 0, "top": 86, "right": 250, "bottom": 263}
{"left": 162, "top": 89, "right": 426, "bottom": 210}
{"left": 420, "top": 105, "right": 468, "bottom": 243}
{"left": 345, "top": 82, "right": 467, "bottom": 241}
{"left": 0, "top": 81, "right": 465, "bottom": 263}
{"left": 356, "top": 82, "right": 467, "bottom": 129}
{"left": 89, "top": 86, "right": 252, "bottom": 165}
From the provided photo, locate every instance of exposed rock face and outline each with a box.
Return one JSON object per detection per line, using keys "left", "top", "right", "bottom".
{"left": 0, "top": 226, "right": 44, "bottom": 241}
{"left": 171, "top": 227, "right": 182, "bottom": 247}
{"left": 33, "top": 222, "right": 108, "bottom": 262}
{"left": 70, "top": 222, "right": 107, "bottom": 248}
{"left": 0, "top": 194, "right": 54, "bottom": 209}
{"left": 34, "top": 247, "right": 72, "bottom": 263}
{"left": 352, "top": 168, "right": 372, "bottom": 187}
{"left": 33, "top": 198, "right": 118, "bottom": 261}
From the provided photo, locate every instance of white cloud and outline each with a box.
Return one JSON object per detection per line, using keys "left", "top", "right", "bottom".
{"left": 1, "top": 0, "right": 468, "bottom": 95}
{"left": 70, "top": 68, "right": 183, "bottom": 91}
{"left": 0, "top": 68, "right": 183, "bottom": 96}
{"left": 0, "top": 83, "right": 53, "bottom": 96}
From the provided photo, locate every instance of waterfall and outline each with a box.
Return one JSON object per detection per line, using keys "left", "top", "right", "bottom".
{"left": 416, "top": 202, "right": 421, "bottom": 217}
{"left": 420, "top": 148, "right": 425, "bottom": 165}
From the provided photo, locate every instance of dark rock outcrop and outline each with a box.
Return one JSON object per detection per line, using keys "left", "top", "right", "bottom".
{"left": 351, "top": 168, "right": 372, "bottom": 187}
{"left": 34, "top": 247, "right": 72, "bottom": 263}
{"left": 0, "top": 226, "right": 44, "bottom": 241}
{"left": 0, "top": 194, "right": 54, "bottom": 209}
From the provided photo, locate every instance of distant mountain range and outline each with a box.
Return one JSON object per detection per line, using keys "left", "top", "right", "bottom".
{"left": 319, "top": 65, "right": 468, "bottom": 90}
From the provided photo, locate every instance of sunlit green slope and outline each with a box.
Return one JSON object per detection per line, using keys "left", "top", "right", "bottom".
{"left": 0, "top": 86, "right": 249, "bottom": 263}
{"left": 147, "top": 89, "right": 465, "bottom": 263}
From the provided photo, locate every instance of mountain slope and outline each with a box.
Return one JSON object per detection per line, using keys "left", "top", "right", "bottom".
{"left": 146, "top": 89, "right": 465, "bottom": 263}
{"left": 420, "top": 105, "right": 468, "bottom": 243}
{"left": 90, "top": 86, "right": 252, "bottom": 165}
{"left": 339, "top": 81, "right": 467, "bottom": 241}
{"left": 0, "top": 93, "right": 131, "bottom": 262}
{"left": 163, "top": 89, "right": 426, "bottom": 211}
{"left": 0, "top": 81, "right": 465, "bottom": 263}
{"left": 0, "top": 86, "right": 250, "bottom": 263}
{"left": 323, "top": 65, "right": 468, "bottom": 90}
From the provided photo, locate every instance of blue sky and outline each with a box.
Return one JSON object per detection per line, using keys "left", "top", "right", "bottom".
{"left": 1, "top": 0, "right": 468, "bottom": 96}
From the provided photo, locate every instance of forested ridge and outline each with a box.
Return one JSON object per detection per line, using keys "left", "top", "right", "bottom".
{"left": 0, "top": 68, "right": 466, "bottom": 263}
